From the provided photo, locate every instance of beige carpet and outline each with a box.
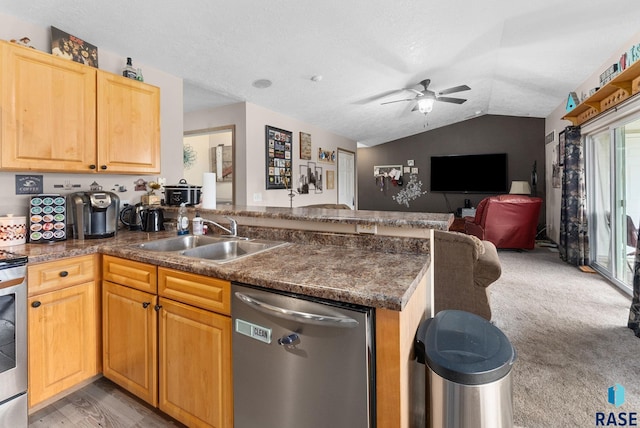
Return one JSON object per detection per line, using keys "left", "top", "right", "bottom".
{"left": 490, "top": 246, "right": 640, "bottom": 427}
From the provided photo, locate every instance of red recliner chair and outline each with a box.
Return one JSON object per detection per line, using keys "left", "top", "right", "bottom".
{"left": 464, "top": 194, "right": 542, "bottom": 250}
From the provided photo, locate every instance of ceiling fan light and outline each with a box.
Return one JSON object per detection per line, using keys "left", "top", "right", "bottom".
{"left": 417, "top": 98, "right": 434, "bottom": 114}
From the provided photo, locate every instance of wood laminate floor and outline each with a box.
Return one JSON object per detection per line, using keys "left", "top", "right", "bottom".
{"left": 28, "top": 378, "right": 185, "bottom": 428}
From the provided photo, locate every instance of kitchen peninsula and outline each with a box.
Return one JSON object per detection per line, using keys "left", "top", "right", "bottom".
{"left": 20, "top": 206, "right": 451, "bottom": 428}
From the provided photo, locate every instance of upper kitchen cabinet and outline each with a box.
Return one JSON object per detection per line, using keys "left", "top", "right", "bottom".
{"left": 0, "top": 41, "right": 161, "bottom": 174}
{"left": 0, "top": 41, "right": 97, "bottom": 172}
{"left": 97, "top": 71, "right": 160, "bottom": 174}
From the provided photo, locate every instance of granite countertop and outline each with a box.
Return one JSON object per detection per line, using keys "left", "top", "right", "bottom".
{"left": 12, "top": 229, "right": 429, "bottom": 311}
{"left": 162, "top": 204, "right": 453, "bottom": 230}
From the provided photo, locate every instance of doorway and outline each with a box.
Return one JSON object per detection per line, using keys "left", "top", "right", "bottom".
{"left": 338, "top": 149, "right": 356, "bottom": 209}
{"left": 183, "top": 125, "right": 235, "bottom": 205}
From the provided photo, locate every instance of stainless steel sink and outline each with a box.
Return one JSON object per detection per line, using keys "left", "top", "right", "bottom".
{"left": 137, "top": 235, "right": 235, "bottom": 252}
{"left": 180, "top": 239, "right": 288, "bottom": 263}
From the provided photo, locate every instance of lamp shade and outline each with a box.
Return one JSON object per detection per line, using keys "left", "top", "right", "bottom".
{"left": 509, "top": 180, "right": 531, "bottom": 195}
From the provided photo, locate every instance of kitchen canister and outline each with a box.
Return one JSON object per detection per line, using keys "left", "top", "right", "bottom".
{"left": 0, "top": 214, "right": 27, "bottom": 246}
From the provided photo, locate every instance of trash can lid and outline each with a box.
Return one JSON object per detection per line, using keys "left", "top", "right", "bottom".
{"left": 416, "top": 310, "right": 516, "bottom": 385}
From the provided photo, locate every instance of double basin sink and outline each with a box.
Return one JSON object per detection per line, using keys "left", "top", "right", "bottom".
{"left": 136, "top": 235, "right": 288, "bottom": 263}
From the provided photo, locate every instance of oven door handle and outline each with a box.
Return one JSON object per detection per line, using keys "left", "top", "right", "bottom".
{"left": 0, "top": 276, "right": 26, "bottom": 290}
{"left": 234, "top": 292, "right": 359, "bottom": 328}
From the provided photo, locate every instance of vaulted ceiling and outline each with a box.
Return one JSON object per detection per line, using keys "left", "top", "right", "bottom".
{"left": 3, "top": 1, "right": 640, "bottom": 146}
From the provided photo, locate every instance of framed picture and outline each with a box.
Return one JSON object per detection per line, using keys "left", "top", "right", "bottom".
{"left": 300, "top": 132, "right": 312, "bottom": 160}
{"left": 266, "top": 125, "right": 292, "bottom": 190}
{"left": 298, "top": 165, "right": 309, "bottom": 194}
{"left": 314, "top": 166, "right": 323, "bottom": 193}
{"left": 50, "top": 26, "right": 98, "bottom": 68}
{"left": 558, "top": 130, "right": 566, "bottom": 166}
{"left": 318, "top": 147, "right": 335, "bottom": 164}
{"left": 326, "top": 170, "right": 335, "bottom": 190}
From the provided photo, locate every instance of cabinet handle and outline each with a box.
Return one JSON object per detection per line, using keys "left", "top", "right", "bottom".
{"left": 59, "top": 271, "right": 68, "bottom": 277}
{"left": 31, "top": 301, "right": 41, "bottom": 308}
{"left": 89, "top": 164, "right": 96, "bottom": 170}
{"left": 154, "top": 304, "right": 162, "bottom": 312}
{"left": 100, "top": 165, "right": 107, "bottom": 170}
{"left": 142, "top": 302, "right": 151, "bottom": 308}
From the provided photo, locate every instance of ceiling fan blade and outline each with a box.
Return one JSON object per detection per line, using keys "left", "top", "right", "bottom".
{"left": 436, "top": 96, "right": 467, "bottom": 104}
{"left": 406, "top": 88, "right": 424, "bottom": 96}
{"left": 381, "top": 98, "right": 416, "bottom": 105}
{"left": 438, "top": 85, "right": 471, "bottom": 95}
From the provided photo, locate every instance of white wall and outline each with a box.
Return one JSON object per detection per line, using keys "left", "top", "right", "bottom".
{"left": 0, "top": 12, "right": 183, "bottom": 216}
{"left": 184, "top": 102, "right": 358, "bottom": 207}
{"left": 545, "top": 30, "right": 640, "bottom": 243}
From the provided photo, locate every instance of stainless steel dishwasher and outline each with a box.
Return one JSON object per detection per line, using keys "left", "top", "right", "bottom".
{"left": 232, "top": 282, "right": 375, "bottom": 428}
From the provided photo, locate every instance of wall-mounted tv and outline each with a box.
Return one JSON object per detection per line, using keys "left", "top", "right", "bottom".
{"left": 430, "top": 153, "right": 508, "bottom": 193}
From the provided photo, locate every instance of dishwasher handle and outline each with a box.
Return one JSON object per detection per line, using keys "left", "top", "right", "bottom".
{"left": 234, "top": 292, "right": 359, "bottom": 328}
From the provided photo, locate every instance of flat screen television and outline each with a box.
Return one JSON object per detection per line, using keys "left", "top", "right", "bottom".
{"left": 430, "top": 153, "right": 508, "bottom": 193}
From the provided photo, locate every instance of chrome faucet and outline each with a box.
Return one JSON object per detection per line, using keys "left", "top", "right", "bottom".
{"left": 202, "top": 216, "right": 238, "bottom": 237}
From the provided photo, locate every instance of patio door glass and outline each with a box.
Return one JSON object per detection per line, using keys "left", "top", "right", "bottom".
{"left": 590, "top": 130, "right": 612, "bottom": 273}
{"left": 588, "top": 117, "right": 640, "bottom": 292}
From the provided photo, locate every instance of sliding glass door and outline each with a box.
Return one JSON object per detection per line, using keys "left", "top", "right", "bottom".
{"left": 587, "top": 117, "right": 640, "bottom": 293}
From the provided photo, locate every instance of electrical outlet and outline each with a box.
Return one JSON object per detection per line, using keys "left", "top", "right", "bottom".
{"left": 121, "top": 200, "right": 130, "bottom": 206}
{"left": 253, "top": 192, "right": 262, "bottom": 202}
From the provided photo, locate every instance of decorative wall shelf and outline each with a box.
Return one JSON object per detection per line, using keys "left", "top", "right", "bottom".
{"left": 563, "top": 59, "right": 640, "bottom": 125}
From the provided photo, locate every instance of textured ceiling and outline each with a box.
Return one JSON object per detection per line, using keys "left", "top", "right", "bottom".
{"left": 3, "top": 1, "right": 640, "bottom": 146}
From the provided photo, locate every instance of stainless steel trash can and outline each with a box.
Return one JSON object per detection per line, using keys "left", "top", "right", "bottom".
{"left": 415, "top": 310, "right": 516, "bottom": 428}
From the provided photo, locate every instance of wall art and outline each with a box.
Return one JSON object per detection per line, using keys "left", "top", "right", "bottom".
{"left": 558, "top": 130, "right": 566, "bottom": 166}
{"left": 298, "top": 162, "right": 323, "bottom": 194}
{"left": 300, "top": 132, "right": 312, "bottom": 160}
{"left": 326, "top": 170, "right": 335, "bottom": 190}
{"left": 266, "top": 125, "right": 292, "bottom": 190}
{"left": 318, "top": 147, "right": 335, "bottom": 163}
{"left": 50, "top": 26, "right": 98, "bottom": 68}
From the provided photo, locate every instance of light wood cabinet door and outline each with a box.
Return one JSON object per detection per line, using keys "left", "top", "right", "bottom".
{"left": 28, "top": 281, "right": 99, "bottom": 408}
{"left": 97, "top": 71, "right": 160, "bottom": 174}
{"left": 102, "top": 280, "right": 158, "bottom": 406}
{"left": 159, "top": 297, "right": 233, "bottom": 428}
{"left": 0, "top": 41, "right": 97, "bottom": 172}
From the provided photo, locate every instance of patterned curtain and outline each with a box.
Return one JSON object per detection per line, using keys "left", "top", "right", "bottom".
{"left": 628, "top": 230, "right": 640, "bottom": 337}
{"left": 559, "top": 126, "right": 589, "bottom": 265}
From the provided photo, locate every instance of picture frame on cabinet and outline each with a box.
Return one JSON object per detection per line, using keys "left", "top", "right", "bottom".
{"left": 50, "top": 26, "right": 98, "bottom": 68}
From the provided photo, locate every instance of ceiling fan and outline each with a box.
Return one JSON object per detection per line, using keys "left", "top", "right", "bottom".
{"left": 381, "top": 79, "right": 470, "bottom": 114}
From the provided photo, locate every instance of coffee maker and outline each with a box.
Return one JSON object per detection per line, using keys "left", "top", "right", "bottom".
{"left": 68, "top": 191, "right": 120, "bottom": 239}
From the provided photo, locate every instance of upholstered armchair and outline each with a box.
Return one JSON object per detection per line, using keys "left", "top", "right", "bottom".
{"left": 464, "top": 194, "right": 542, "bottom": 250}
{"left": 433, "top": 230, "right": 502, "bottom": 320}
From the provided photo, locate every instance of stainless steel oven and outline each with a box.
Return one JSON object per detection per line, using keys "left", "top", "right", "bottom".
{"left": 0, "top": 250, "right": 28, "bottom": 427}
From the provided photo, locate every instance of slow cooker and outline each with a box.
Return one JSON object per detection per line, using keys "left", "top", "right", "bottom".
{"left": 164, "top": 179, "right": 202, "bottom": 206}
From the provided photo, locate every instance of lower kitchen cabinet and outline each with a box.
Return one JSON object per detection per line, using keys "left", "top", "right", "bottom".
{"left": 159, "top": 297, "right": 232, "bottom": 428}
{"left": 28, "top": 281, "right": 99, "bottom": 408}
{"left": 102, "top": 256, "right": 232, "bottom": 428}
{"left": 102, "top": 280, "right": 158, "bottom": 406}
